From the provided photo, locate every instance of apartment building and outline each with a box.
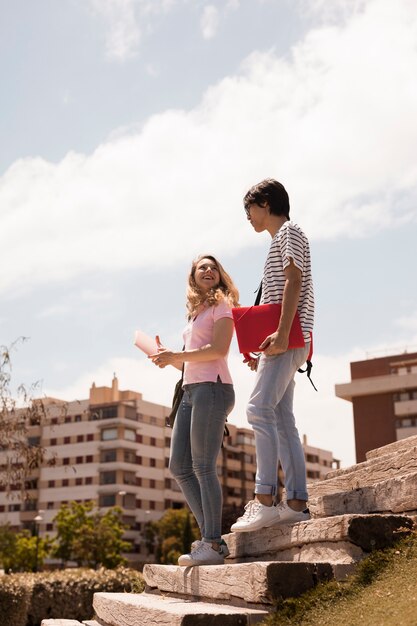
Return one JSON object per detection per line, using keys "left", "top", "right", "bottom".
{"left": 335, "top": 350, "right": 417, "bottom": 462}
{"left": 1, "top": 377, "right": 339, "bottom": 565}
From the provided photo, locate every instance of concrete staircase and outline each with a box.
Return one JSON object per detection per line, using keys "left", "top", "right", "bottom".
{"left": 42, "top": 436, "right": 417, "bottom": 626}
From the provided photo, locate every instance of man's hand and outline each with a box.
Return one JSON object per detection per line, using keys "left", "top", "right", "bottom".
{"left": 260, "top": 331, "right": 289, "bottom": 356}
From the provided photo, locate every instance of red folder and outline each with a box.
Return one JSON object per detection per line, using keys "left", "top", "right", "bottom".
{"left": 232, "top": 304, "right": 305, "bottom": 355}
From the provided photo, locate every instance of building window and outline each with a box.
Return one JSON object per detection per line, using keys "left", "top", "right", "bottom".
{"left": 48, "top": 480, "right": 55, "bottom": 488}
{"left": 46, "top": 523, "right": 53, "bottom": 531}
{"left": 100, "top": 471, "right": 116, "bottom": 485}
{"left": 86, "top": 455, "right": 93, "bottom": 463}
{"left": 99, "top": 494, "right": 116, "bottom": 507}
{"left": 149, "top": 501, "right": 155, "bottom": 510}
{"left": 150, "top": 437, "right": 156, "bottom": 446}
{"left": 65, "top": 416, "right": 72, "bottom": 423}
{"left": 47, "top": 502, "right": 54, "bottom": 509}
{"left": 85, "top": 477, "right": 93, "bottom": 485}
{"left": 136, "top": 455, "right": 142, "bottom": 465}
{"left": 63, "top": 458, "right": 70, "bottom": 465}
{"left": 124, "top": 450, "right": 136, "bottom": 464}
{"left": 75, "top": 478, "right": 82, "bottom": 485}
{"left": 137, "top": 477, "right": 142, "bottom": 486}
{"left": 87, "top": 433, "right": 94, "bottom": 441}
{"left": 50, "top": 438, "right": 57, "bottom": 446}
{"left": 75, "top": 414, "right": 82, "bottom": 422}
{"left": 76, "top": 456, "right": 83, "bottom": 464}
{"left": 150, "top": 458, "right": 156, "bottom": 468}
{"left": 137, "top": 434, "right": 143, "bottom": 443}
{"left": 62, "top": 479, "right": 69, "bottom": 487}
{"left": 150, "top": 416, "right": 157, "bottom": 425}
{"left": 64, "top": 437, "right": 70, "bottom": 444}
{"left": 101, "top": 428, "right": 118, "bottom": 441}
{"left": 124, "top": 428, "right": 136, "bottom": 441}
{"left": 150, "top": 479, "right": 156, "bottom": 489}
{"left": 123, "top": 472, "right": 136, "bottom": 485}
{"left": 51, "top": 417, "right": 58, "bottom": 425}
{"left": 77, "top": 435, "right": 84, "bottom": 442}
{"left": 28, "top": 436, "right": 40, "bottom": 446}
{"left": 101, "top": 449, "right": 117, "bottom": 463}
{"left": 165, "top": 437, "right": 171, "bottom": 447}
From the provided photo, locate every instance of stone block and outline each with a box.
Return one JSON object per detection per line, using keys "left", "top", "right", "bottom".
{"left": 93, "top": 592, "right": 268, "bottom": 626}
{"left": 366, "top": 434, "right": 417, "bottom": 460}
{"left": 144, "top": 561, "right": 333, "bottom": 605}
{"left": 308, "top": 446, "right": 417, "bottom": 497}
{"left": 309, "top": 473, "right": 417, "bottom": 518}
{"left": 41, "top": 621, "right": 84, "bottom": 626}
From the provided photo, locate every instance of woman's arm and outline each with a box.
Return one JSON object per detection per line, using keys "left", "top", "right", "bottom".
{"left": 149, "top": 317, "right": 234, "bottom": 368}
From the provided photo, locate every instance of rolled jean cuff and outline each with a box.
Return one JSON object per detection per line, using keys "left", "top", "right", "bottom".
{"left": 285, "top": 490, "right": 308, "bottom": 501}
{"left": 254, "top": 483, "right": 277, "bottom": 496}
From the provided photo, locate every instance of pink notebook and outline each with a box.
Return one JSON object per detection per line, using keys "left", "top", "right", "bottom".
{"left": 134, "top": 330, "right": 158, "bottom": 356}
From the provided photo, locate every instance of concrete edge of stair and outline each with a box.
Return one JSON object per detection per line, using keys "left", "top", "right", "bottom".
{"left": 93, "top": 591, "right": 270, "bottom": 626}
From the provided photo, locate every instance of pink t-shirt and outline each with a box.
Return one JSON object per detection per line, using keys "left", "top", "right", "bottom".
{"left": 182, "top": 299, "right": 233, "bottom": 385}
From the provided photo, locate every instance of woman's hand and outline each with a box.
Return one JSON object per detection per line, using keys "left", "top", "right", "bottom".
{"left": 243, "top": 354, "right": 259, "bottom": 371}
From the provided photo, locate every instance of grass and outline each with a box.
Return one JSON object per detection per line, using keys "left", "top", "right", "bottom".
{"left": 261, "top": 530, "right": 417, "bottom": 626}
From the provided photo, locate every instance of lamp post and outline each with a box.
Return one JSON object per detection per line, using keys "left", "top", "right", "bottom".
{"left": 33, "top": 513, "right": 43, "bottom": 572}
{"left": 118, "top": 490, "right": 126, "bottom": 507}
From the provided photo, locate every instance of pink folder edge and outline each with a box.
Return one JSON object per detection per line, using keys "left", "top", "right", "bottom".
{"left": 134, "top": 330, "right": 159, "bottom": 356}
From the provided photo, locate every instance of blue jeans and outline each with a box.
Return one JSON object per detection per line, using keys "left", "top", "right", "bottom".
{"left": 169, "top": 381, "right": 235, "bottom": 543}
{"left": 247, "top": 345, "right": 310, "bottom": 501}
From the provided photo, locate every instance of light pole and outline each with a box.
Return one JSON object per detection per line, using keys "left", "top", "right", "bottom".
{"left": 33, "top": 513, "right": 43, "bottom": 572}
{"left": 118, "top": 490, "right": 126, "bottom": 507}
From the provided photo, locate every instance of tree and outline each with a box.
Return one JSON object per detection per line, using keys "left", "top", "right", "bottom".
{"left": 53, "top": 501, "right": 131, "bottom": 568}
{"left": 0, "top": 524, "right": 50, "bottom": 573}
{"left": 0, "top": 340, "right": 57, "bottom": 499}
{"left": 150, "top": 508, "right": 199, "bottom": 564}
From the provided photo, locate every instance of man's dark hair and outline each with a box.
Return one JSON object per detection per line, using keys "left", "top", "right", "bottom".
{"left": 244, "top": 178, "right": 290, "bottom": 219}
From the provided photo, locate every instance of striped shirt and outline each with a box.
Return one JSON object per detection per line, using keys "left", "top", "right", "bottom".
{"left": 261, "top": 221, "right": 314, "bottom": 339}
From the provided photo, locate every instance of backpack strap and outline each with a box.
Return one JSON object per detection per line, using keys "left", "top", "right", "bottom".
{"left": 297, "top": 332, "right": 317, "bottom": 391}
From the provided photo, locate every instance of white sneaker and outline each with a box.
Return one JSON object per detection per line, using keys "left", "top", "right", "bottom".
{"left": 178, "top": 541, "right": 225, "bottom": 566}
{"left": 230, "top": 499, "right": 278, "bottom": 532}
{"left": 269, "top": 501, "right": 310, "bottom": 525}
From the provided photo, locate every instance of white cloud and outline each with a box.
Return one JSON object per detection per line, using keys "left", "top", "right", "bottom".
{"left": 2, "top": 0, "right": 417, "bottom": 295}
{"left": 89, "top": 0, "right": 141, "bottom": 60}
{"left": 201, "top": 5, "right": 220, "bottom": 39}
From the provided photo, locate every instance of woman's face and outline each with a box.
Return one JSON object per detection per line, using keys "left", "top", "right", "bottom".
{"left": 194, "top": 258, "right": 221, "bottom": 293}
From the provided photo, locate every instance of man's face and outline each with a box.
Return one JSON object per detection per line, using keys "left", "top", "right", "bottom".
{"left": 245, "top": 202, "right": 269, "bottom": 233}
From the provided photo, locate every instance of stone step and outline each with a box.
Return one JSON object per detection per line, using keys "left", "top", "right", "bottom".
{"left": 143, "top": 560, "right": 340, "bottom": 607}
{"left": 93, "top": 591, "right": 268, "bottom": 625}
{"left": 222, "top": 514, "right": 412, "bottom": 564}
{"left": 307, "top": 445, "right": 417, "bottom": 497}
{"left": 41, "top": 621, "right": 84, "bottom": 626}
{"left": 366, "top": 434, "right": 417, "bottom": 460}
{"left": 309, "top": 471, "right": 417, "bottom": 518}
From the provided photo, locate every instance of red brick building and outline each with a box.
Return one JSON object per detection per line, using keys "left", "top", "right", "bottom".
{"left": 335, "top": 351, "right": 417, "bottom": 462}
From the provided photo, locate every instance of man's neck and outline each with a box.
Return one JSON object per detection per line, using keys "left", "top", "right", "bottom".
{"left": 267, "top": 215, "right": 288, "bottom": 238}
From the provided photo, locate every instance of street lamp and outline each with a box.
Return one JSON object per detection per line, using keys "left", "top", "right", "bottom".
{"left": 118, "top": 490, "right": 126, "bottom": 507}
{"left": 33, "top": 513, "right": 43, "bottom": 573}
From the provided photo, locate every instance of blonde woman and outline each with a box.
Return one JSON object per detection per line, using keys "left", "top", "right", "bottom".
{"left": 150, "top": 254, "right": 239, "bottom": 566}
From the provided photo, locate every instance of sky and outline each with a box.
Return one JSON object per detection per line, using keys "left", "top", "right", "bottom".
{"left": 1, "top": 0, "right": 417, "bottom": 468}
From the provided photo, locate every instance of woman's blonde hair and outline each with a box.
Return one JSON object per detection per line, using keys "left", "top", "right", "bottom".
{"left": 186, "top": 254, "right": 239, "bottom": 319}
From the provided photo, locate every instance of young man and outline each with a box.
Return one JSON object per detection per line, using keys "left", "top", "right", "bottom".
{"left": 231, "top": 178, "right": 314, "bottom": 532}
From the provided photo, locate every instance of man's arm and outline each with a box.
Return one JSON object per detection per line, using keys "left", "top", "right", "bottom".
{"left": 260, "top": 258, "right": 302, "bottom": 355}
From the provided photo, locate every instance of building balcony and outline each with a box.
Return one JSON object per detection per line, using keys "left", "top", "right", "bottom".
{"left": 335, "top": 372, "right": 417, "bottom": 401}
{"left": 394, "top": 399, "right": 417, "bottom": 416}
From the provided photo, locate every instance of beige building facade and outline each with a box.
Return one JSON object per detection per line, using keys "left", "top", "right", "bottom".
{"left": 1, "top": 377, "right": 339, "bottom": 564}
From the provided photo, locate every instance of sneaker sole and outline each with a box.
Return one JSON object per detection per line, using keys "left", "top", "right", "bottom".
{"left": 231, "top": 515, "right": 310, "bottom": 532}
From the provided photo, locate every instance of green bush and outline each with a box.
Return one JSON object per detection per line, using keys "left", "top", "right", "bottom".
{"left": 0, "top": 574, "right": 32, "bottom": 626}
{"left": 0, "top": 567, "right": 144, "bottom": 626}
